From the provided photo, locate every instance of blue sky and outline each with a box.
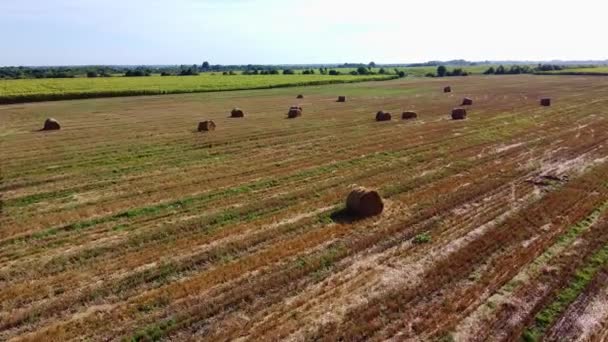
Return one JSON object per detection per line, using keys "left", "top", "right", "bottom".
{"left": 1, "top": 0, "right": 607, "bottom": 66}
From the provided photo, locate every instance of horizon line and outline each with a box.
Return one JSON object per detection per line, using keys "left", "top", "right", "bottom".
{"left": 2, "top": 59, "right": 608, "bottom": 68}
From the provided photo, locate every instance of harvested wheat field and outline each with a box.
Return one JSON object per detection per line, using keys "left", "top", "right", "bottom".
{"left": 2, "top": 75, "right": 608, "bottom": 341}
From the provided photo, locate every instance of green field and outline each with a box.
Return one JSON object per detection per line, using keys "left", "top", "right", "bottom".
{"left": 541, "top": 66, "right": 608, "bottom": 75}
{"left": 0, "top": 65, "right": 528, "bottom": 105}
{"left": 0, "top": 73, "right": 395, "bottom": 104}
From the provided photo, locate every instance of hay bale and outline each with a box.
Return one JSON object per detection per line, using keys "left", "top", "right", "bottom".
{"left": 462, "top": 97, "right": 473, "bottom": 106}
{"left": 42, "top": 118, "right": 61, "bottom": 131}
{"left": 376, "top": 111, "right": 391, "bottom": 121}
{"left": 402, "top": 111, "right": 418, "bottom": 120}
{"left": 444, "top": 86, "right": 452, "bottom": 93}
{"left": 541, "top": 98, "right": 551, "bottom": 106}
{"left": 198, "top": 120, "right": 216, "bottom": 131}
{"left": 231, "top": 108, "right": 244, "bottom": 118}
{"left": 346, "top": 187, "right": 384, "bottom": 217}
{"left": 296, "top": 94, "right": 304, "bottom": 99}
{"left": 451, "top": 108, "right": 467, "bottom": 120}
{"left": 337, "top": 96, "right": 346, "bottom": 102}
{"left": 288, "top": 106, "right": 302, "bottom": 118}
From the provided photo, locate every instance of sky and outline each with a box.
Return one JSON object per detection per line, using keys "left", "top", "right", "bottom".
{"left": 1, "top": 0, "right": 607, "bottom": 66}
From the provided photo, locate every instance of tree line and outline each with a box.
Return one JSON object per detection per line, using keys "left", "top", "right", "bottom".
{"left": 434, "top": 66, "right": 470, "bottom": 77}
{"left": 0, "top": 61, "right": 569, "bottom": 80}
{"left": 430, "top": 64, "right": 566, "bottom": 77}
{"left": 0, "top": 61, "right": 405, "bottom": 79}
{"left": 0, "top": 66, "right": 115, "bottom": 79}
{"left": 482, "top": 64, "right": 564, "bottom": 75}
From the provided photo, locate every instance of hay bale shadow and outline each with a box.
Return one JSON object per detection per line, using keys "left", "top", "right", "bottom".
{"left": 330, "top": 208, "right": 363, "bottom": 224}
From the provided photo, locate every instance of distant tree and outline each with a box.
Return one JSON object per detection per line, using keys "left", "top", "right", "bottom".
{"left": 483, "top": 67, "right": 496, "bottom": 75}
{"left": 125, "top": 69, "right": 150, "bottom": 77}
{"left": 369, "top": 61, "right": 376, "bottom": 68}
{"left": 425, "top": 72, "right": 435, "bottom": 77}
{"left": 495, "top": 65, "right": 506, "bottom": 75}
{"left": 161, "top": 72, "right": 172, "bottom": 76}
{"left": 283, "top": 69, "right": 295, "bottom": 75}
{"left": 48, "top": 71, "right": 74, "bottom": 78}
{"left": 202, "top": 61, "right": 210, "bottom": 70}
{"left": 328, "top": 69, "right": 340, "bottom": 75}
{"left": 86, "top": 71, "right": 98, "bottom": 78}
{"left": 398, "top": 71, "right": 406, "bottom": 78}
{"left": 451, "top": 68, "right": 463, "bottom": 76}
{"left": 357, "top": 66, "right": 369, "bottom": 75}
{"left": 179, "top": 68, "right": 199, "bottom": 76}
{"left": 535, "top": 64, "right": 562, "bottom": 72}
{"left": 350, "top": 70, "right": 359, "bottom": 75}
{"left": 378, "top": 68, "right": 386, "bottom": 74}
{"left": 508, "top": 65, "right": 522, "bottom": 74}
{"left": 437, "top": 65, "right": 447, "bottom": 77}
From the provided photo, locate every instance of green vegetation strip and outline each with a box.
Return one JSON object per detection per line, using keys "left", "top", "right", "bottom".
{"left": 501, "top": 200, "right": 608, "bottom": 296}
{"left": 538, "top": 67, "right": 608, "bottom": 76}
{"left": 522, "top": 228, "right": 608, "bottom": 341}
{"left": 0, "top": 74, "right": 396, "bottom": 104}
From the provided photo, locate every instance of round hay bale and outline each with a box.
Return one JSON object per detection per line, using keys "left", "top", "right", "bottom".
{"left": 462, "top": 97, "right": 473, "bottom": 106}
{"left": 346, "top": 187, "right": 384, "bottom": 217}
{"left": 451, "top": 108, "right": 467, "bottom": 120}
{"left": 540, "top": 98, "right": 551, "bottom": 106}
{"left": 42, "top": 118, "right": 61, "bottom": 131}
{"left": 376, "top": 111, "right": 391, "bottom": 121}
{"left": 287, "top": 106, "right": 302, "bottom": 118}
{"left": 198, "top": 120, "right": 216, "bottom": 131}
{"left": 402, "top": 111, "right": 418, "bottom": 120}
{"left": 337, "top": 96, "right": 346, "bottom": 102}
{"left": 296, "top": 94, "right": 304, "bottom": 99}
{"left": 231, "top": 108, "right": 244, "bottom": 118}
{"left": 444, "top": 86, "right": 452, "bottom": 93}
